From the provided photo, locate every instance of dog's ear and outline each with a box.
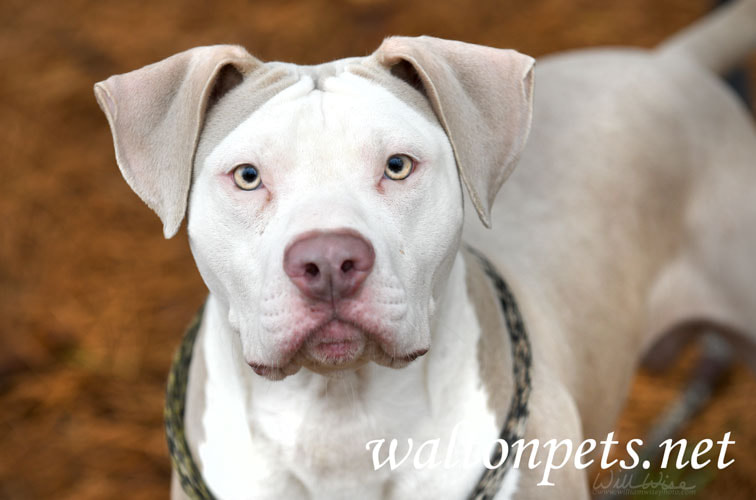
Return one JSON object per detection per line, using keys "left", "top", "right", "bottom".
{"left": 94, "top": 45, "right": 261, "bottom": 238}
{"left": 374, "top": 36, "right": 535, "bottom": 227}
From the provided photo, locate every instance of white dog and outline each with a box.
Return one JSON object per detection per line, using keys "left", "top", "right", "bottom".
{"left": 95, "top": 1, "right": 756, "bottom": 498}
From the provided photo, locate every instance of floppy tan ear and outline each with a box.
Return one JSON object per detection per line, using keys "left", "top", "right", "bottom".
{"left": 374, "top": 36, "right": 535, "bottom": 227}
{"left": 94, "top": 45, "right": 261, "bottom": 238}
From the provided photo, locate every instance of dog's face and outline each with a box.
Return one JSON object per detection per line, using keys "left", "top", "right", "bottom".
{"left": 189, "top": 71, "right": 462, "bottom": 378}
{"left": 95, "top": 38, "right": 534, "bottom": 380}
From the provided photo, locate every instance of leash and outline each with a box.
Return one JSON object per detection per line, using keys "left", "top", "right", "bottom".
{"left": 165, "top": 248, "right": 532, "bottom": 500}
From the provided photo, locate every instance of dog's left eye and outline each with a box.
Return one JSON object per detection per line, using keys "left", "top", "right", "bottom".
{"left": 233, "top": 164, "right": 263, "bottom": 190}
{"left": 384, "top": 154, "right": 414, "bottom": 181}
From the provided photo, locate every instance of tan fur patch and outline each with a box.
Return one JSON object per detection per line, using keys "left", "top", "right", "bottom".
{"left": 463, "top": 249, "right": 514, "bottom": 427}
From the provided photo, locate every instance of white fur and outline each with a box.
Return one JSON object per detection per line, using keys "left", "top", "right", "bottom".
{"left": 161, "top": 10, "right": 756, "bottom": 498}
{"left": 195, "top": 258, "right": 503, "bottom": 499}
{"left": 185, "top": 74, "right": 505, "bottom": 498}
{"left": 178, "top": 45, "right": 756, "bottom": 496}
{"left": 188, "top": 74, "right": 462, "bottom": 373}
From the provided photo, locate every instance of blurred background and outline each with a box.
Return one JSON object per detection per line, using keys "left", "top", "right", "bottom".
{"left": 1, "top": 0, "right": 755, "bottom": 498}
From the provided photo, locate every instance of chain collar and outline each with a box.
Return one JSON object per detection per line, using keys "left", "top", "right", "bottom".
{"left": 464, "top": 246, "right": 533, "bottom": 500}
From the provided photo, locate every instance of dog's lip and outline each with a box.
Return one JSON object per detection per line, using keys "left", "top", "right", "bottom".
{"left": 246, "top": 315, "right": 428, "bottom": 378}
{"left": 248, "top": 363, "right": 267, "bottom": 376}
{"left": 401, "top": 348, "right": 428, "bottom": 361}
{"left": 304, "top": 319, "right": 365, "bottom": 365}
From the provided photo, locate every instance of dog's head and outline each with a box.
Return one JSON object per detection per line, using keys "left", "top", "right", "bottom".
{"left": 95, "top": 37, "right": 534, "bottom": 380}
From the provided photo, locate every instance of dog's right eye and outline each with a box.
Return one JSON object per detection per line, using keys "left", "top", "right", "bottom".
{"left": 233, "top": 164, "right": 263, "bottom": 191}
{"left": 384, "top": 154, "right": 414, "bottom": 181}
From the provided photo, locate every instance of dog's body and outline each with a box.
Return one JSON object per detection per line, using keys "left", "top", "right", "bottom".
{"left": 96, "top": 1, "right": 756, "bottom": 498}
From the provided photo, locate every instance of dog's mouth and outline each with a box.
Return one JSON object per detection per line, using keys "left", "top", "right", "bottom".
{"left": 304, "top": 319, "right": 367, "bottom": 366}
{"left": 247, "top": 316, "right": 427, "bottom": 380}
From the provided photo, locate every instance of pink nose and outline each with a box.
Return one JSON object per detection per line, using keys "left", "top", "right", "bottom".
{"left": 283, "top": 230, "right": 375, "bottom": 302}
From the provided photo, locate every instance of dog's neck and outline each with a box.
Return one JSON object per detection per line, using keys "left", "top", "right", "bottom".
{"left": 188, "top": 251, "right": 509, "bottom": 498}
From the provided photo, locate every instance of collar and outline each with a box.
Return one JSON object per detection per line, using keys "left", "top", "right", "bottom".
{"left": 462, "top": 246, "right": 533, "bottom": 500}
{"left": 165, "top": 247, "right": 532, "bottom": 500}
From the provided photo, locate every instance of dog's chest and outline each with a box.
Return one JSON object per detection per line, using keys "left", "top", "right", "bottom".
{"left": 190, "top": 297, "right": 505, "bottom": 499}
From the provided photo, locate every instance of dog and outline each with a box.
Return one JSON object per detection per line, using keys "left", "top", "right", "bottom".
{"left": 94, "top": 1, "right": 756, "bottom": 498}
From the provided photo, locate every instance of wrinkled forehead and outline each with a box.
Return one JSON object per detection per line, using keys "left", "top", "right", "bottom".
{"left": 194, "top": 57, "right": 437, "bottom": 172}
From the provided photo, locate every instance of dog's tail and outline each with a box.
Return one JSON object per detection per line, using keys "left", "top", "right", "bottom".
{"left": 658, "top": 0, "right": 756, "bottom": 75}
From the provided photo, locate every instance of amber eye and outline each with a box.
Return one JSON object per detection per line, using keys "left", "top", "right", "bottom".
{"left": 384, "top": 154, "right": 414, "bottom": 180}
{"left": 233, "top": 164, "right": 262, "bottom": 190}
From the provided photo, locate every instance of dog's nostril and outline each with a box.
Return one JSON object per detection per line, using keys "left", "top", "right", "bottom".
{"left": 304, "top": 263, "right": 320, "bottom": 277}
{"left": 341, "top": 260, "right": 354, "bottom": 273}
{"left": 284, "top": 230, "right": 374, "bottom": 301}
